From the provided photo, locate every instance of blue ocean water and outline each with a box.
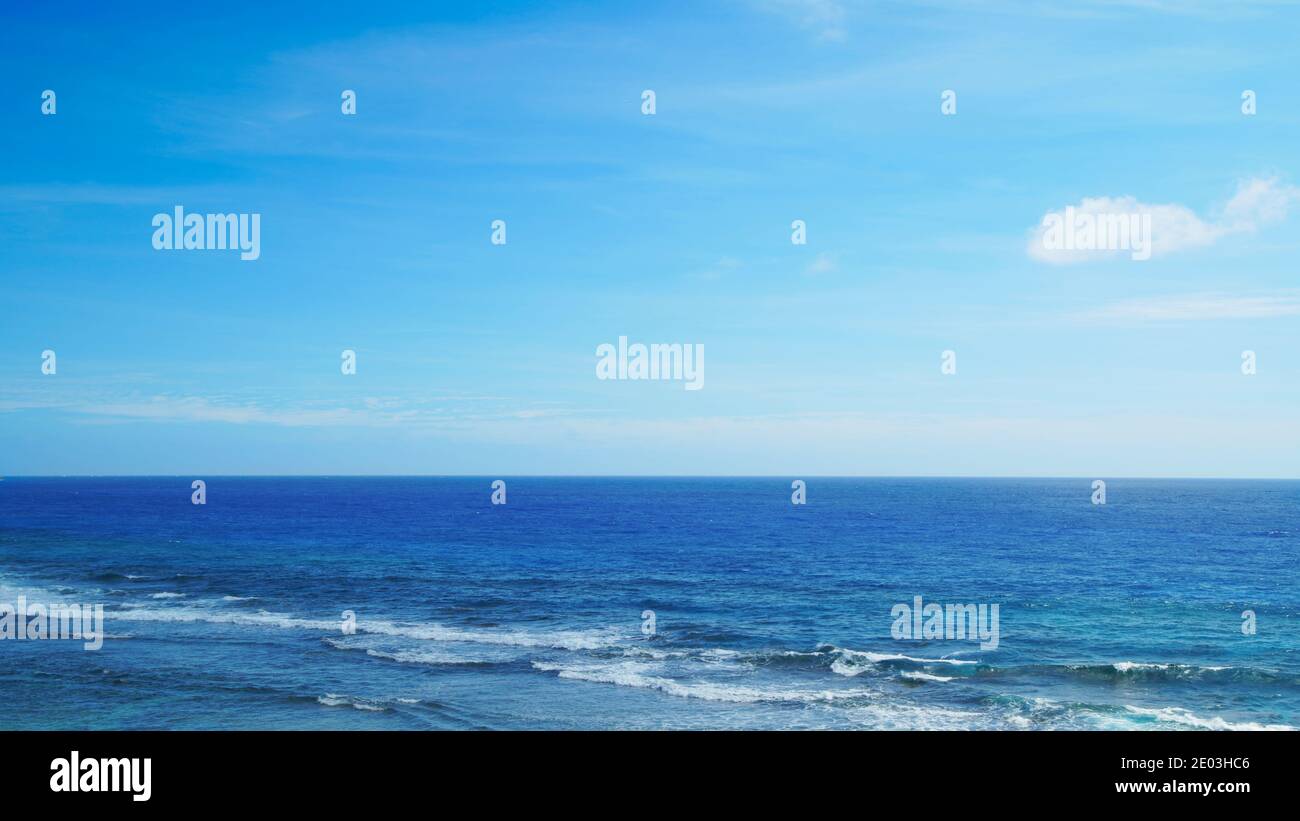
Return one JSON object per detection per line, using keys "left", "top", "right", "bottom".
{"left": 0, "top": 477, "right": 1296, "bottom": 730}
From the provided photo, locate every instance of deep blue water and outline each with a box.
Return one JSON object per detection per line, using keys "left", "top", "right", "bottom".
{"left": 0, "top": 477, "right": 1296, "bottom": 730}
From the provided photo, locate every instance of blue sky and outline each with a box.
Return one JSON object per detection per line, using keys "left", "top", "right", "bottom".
{"left": 2, "top": 0, "right": 1299, "bottom": 476}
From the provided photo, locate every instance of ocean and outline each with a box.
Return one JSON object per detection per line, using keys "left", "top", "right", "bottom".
{"left": 0, "top": 477, "right": 1296, "bottom": 730}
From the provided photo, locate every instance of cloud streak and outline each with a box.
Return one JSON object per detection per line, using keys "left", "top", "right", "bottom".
{"left": 1074, "top": 292, "right": 1300, "bottom": 323}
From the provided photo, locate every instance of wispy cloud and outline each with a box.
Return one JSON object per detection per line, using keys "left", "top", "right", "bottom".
{"left": 689, "top": 256, "right": 743, "bottom": 281}
{"left": 802, "top": 252, "right": 838, "bottom": 276}
{"left": 757, "top": 0, "right": 849, "bottom": 41}
{"left": 1073, "top": 292, "right": 1300, "bottom": 323}
{"left": 0, "top": 390, "right": 586, "bottom": 432}
{"left": 0, "top": 184, "right": 230, "bottom": 207}
{"left": 75, "top": 397, "right": 372, "bottom": 427}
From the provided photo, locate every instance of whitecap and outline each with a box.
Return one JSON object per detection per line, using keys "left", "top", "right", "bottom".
{"left": 532, "top": 660, "right": 865, "bottom": 705}
{"left": 1124, "top": 705, "right": 1294, "bottom": 732}
{"left": 317, "top": 694, "right": 387, "bottom": 712}
{"left": 902, "top": 671, "right": 954, "bottom": 683}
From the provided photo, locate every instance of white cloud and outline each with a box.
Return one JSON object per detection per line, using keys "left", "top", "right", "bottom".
{"left": 1027, "top": 177, "right": 1300, "bottom": 264}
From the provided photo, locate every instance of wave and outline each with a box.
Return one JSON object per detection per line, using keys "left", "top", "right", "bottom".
{"left": 901, "top": 672, "right": 954, "bottom": 683}
{"left": 1124, "top": 705, "right": 1295, "bottom": 732}
{"left": 826, "top": 645, "right": 978, "bottom": 666}
{"left": 604, "top": 642, "right": 980, "bottom": 684}
{"left": 317, "top": 693, "right": 388, "bottom": 712}
{"left": 354, "top": 619, "right": 616, "bottom": 651}
{"left": 109, "top": 599, "right": 621, "bottom": 652}
{"left": 823, "top": 645, "right": 978, "bottom": 678}
{"left": 321, "top": 636, "right": 507, "bottom": 667}
{"left": 1045, "top": 660, "right": 1275, "bottom": 685}
{"left": 990, "top": 694, "right": 1298, "bottom": 731}
{"left": 531, "top": 660, "right": 868, "bottom": 705}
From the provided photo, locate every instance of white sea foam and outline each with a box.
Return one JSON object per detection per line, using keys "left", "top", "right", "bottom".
{"left": 901, "top": 672, "right": 954, "bottom": 683}
{"left": 830, "top": 657, "right": 870, "bottom": 677}
{"left": 1109, "top": 661, "right": 1230, "bottom": 674}
{"left": 317, "top": 694, "right": 387, "bottom": 712}
{"left": 149, "top": 592, "right": 185, "bottom": 599}
{"left": 842, "top": 650, "right": 976, "bottom": 666}
{"left": 355, "top": 619, "right": 616, "bottom": 651}
{"left": 827, "top": 645, "right": 976, "bottom": 676}
{"left": 532, "top": 660, "right": 865, "bottom": 704}
{"left": 364, "top": 648, "right": 474, "bottom": 665}
{"left": 322, "top": 637, "right": 504, "bottom": 667}
{"left": 838, "top": 702, "right": 987, "bottom": 730}
{"left": 111, "top": 600, "right": 619, "bottom": 652}
{"left": 1124, "top": 705, "right": 1295, "bottom": 732}
{"left": 112, "top": 606, "right": 341, "bottom": 632}
{"left": 1113, "top": 661, "right": 1168, "bottom": 672}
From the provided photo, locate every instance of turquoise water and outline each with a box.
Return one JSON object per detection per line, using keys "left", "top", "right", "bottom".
{"left": 0, "top": 477, "right": 1296, "bottom": 729}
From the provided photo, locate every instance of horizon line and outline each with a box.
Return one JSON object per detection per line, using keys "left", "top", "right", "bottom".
{"left": 3, "top": 474, "right": 1299, "bottom": 481}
